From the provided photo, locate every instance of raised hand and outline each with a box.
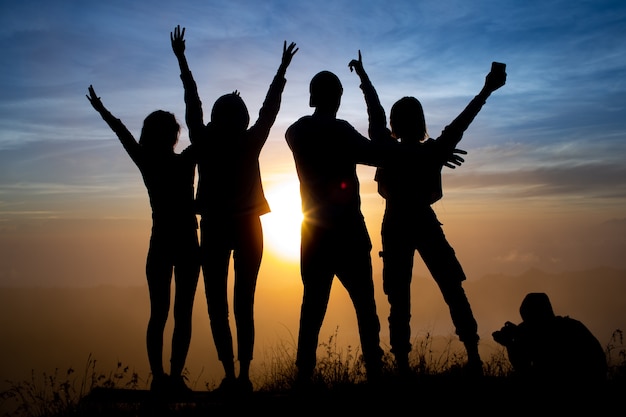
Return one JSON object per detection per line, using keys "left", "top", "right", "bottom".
{"left": 348, "top": 50, "right": 365, "bottom": 77}
{"left": 171, "top": 25, "right": 186, "bottom": 57}
{"left": 86, "top": 85, "right": 105, "bottom": 113}
{"left": 280, "top": 41, "right": 298, "bottom": 71}
{"left": 484, "top": 62, "right": 507, "bottom": 93}
{"left": 443, "top": 148, "right": 467, "bottom": 169}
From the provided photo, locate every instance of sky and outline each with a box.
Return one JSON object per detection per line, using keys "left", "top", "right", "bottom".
{"left": 1, "top": 0, "right": 625, "bottom": 287}
{"left": 0, "top": 0, "right": 625, "bottom": 393}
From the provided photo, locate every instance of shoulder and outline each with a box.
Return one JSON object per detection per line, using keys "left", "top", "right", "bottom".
{"left": 287, "top": 116, "right": 313, "bottom": 130}
{"left": 179, "top": 143, "right": 197, "bottom": 158}
{"left": 286, "top": 116, "right": 312, "bottom": 144}
{"left": 330, "top": 118, "right": 362, "bottom": 138}
{"left": 287, "top": 116, "right": 308, "bottom": 134}
{"left": 555, "top": 316, "right": 595, "bottom": 336}
{"left": 420, "top": 138, "right": 440, "bottom": 150}
{"left": 297, "top": 115, "right": 314, "bottom": 123}
{"left": 334, "top": 118, "right": 354, "bottom": 128}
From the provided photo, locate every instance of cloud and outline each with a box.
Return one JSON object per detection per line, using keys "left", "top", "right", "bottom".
{"left": 0, "top": 0, "right": 624, "bottom": 227}
{"left": 495, "top": 249, "right": 541, "bottom": 264}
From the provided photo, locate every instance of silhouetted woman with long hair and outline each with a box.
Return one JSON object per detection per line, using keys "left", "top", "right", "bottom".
{"left": 170, "top": 25, "right": 297, "bottom": 393}
{"left": 87, "top": 86, "right": 200, "bottom": 395}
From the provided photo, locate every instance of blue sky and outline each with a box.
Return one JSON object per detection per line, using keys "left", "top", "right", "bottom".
{"left": 0, "top": 0, "right": 625, "bottom": 285}
{"left": 3, "top": 2, "right": 626, "bottom": 396}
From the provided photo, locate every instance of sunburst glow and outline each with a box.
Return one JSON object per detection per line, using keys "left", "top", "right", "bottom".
{"left": 262, "top": 179, "right": 303, "bottom": 261}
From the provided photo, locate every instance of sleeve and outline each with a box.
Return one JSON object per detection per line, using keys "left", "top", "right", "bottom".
{"left": 96, "top": 108, "right": 142, "bottom": 165}
{"left": 436, "top": 92, "right": 489, "bottom": 151}
{"left": 359, "top": 79, "right": 395, "bottom": 198}
{"left": 360, "top": 78, "right": 392, "bottom": 144}
{"left": 249, "top": 72, "right": 287, "bottom": 150}
{"left": 179, "top": 69, "right": 206, "bottom": 144}
{"left": 343, "top": 120, "right": 390, "bottom": 167}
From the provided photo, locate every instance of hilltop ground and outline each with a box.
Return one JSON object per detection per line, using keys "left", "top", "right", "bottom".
{"left": 77, "top": 374, "right": 623, "bottom": 416}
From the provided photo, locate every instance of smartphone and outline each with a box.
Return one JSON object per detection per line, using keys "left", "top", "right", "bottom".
{"left": 491, "top": 61, "right": 506, "bottom": 74}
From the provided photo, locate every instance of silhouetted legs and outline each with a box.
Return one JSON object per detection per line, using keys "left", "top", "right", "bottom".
{"left": 170, "top": 249, "right": 201, "bottom": 379}
{"left": 201, "top": 215, "right": 262, "bottom": 392}
{"left": 295, "top": 269, "right": 333, "bottom": 382}
{"left": 337, "top": 252, "right": 383, "bottom": 379}
{"left": 417, "top": 222, "right": 481, "bottom": 369}
{"left": 146, "top": 227, "right": 200, "bottom": 392}
{"left": 296, "top": 222, "right": 383, "bottom": 384}
{"left": 382, "top": 207, "right": 482, "bottom": 375}
{"left": 380, "top": 241, "right": 414, "bottom": 373}
{"left": 146, "top": 257, "right": 171, "bottom": 381}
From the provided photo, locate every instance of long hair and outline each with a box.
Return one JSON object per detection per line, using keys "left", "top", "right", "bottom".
{"left": 139, "top": 110, "right": 180, "bottom": 151}
{"left": 390, "top": 96, "right": 427, "bottom": 141}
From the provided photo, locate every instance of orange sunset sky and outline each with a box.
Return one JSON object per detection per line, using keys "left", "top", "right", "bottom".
{"left": 1, "top": 0, "right": 625, "bottom": 392}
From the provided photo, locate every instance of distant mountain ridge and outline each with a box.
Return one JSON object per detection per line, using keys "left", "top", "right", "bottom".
{"left": 464, "top": 266, "right": 626, "bottom": 346}
{"left": 0, "top": 267, "right": 624, "bottom": 394}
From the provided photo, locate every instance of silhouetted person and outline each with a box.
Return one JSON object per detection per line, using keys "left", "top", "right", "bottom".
{"left": 493, "top": 292, "right": 608, "bottom": 387}
{"left": 86, "top": 86, "right": 200, "bottom": 395}
{"left": 171, "top": 25, "right": 297, "bottom": 393}
{"left": 285, "top": 70, "right": 387, "bottom": 386}
{"left": 349, "top": 52, "right": 506, "bottom": 376}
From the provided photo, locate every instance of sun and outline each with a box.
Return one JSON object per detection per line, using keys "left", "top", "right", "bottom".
{"left": 261, "top": 179, "right": 303, "bottom": 261}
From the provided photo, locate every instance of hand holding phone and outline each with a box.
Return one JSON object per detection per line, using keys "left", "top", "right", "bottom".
{"left": 487, "top": 61, "right": 507, "bottom": 91}
{"left": 491, "top": 61, "right": 506, "bottom": 74}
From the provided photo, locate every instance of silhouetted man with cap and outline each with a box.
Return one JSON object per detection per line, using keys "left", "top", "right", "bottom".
{"left": 285, "top": 70, "right": 392, "bottom": 386}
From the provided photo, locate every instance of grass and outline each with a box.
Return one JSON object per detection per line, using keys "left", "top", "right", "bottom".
{"left": 0, "top": 354, "right": 145, "bottom": 417}
{"left": 2, "top": 328, "right": 625, "bottom": 416}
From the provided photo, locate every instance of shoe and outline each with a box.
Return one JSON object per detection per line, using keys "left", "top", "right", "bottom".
{"left": 464, "top": 359, "right": 484, "bottom": 378}
{"left": 236, "top": 377, "right": 253, "bottom": 394}
{"left": 216, "top": 376, "right": 237, "bottom": 394}
{"left": 292, "top": 372, "right": 315, "bottom": 394}
{"left": 395, "top": 355, "right": 411, "bottom": 377}
{"left": 169, "top": 375, "right": 193, "bottom": 397}
{"left": 150, "top": 373, "right": 170, "bottom": 394}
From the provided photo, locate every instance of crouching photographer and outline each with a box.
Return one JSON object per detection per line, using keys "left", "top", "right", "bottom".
{"left": 492, "top": 292, "right": 607, "bottom": 387}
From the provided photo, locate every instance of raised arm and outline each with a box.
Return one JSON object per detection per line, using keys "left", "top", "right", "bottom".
{"left": 349, "top": 50, "right": 390, "bottom": 144}
{"left": 86, "top": 85, "right": 141, "bottom": 163}
{"left": 252, "top": 41, "right": 298, "bottom": 142}
{"left": 171, "top": 25, "right": 205, "bottom": 143}
{"left": 438, "top": 62, "right": 507, "bottom": 151}
{"left": 277, "top": 40, "right": 298, "bottom": 79}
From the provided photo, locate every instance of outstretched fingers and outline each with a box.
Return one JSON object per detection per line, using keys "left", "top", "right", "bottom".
{"left": 86, "top": 85, "right": 105, "bottom": 111}
{"left": 171, "top": 25, "right": 186, "bottom": 53}
{"left": 282, "top": 41, "right": 298, "bottom": 67}
{"left": 171, "top": 24, "right": 185, "bottom": 40}
{"left": 86, "top": 85, "right": 97, "bottom": 102}
{"left": 443, "top": 148, "right": 468, "bottom": 169}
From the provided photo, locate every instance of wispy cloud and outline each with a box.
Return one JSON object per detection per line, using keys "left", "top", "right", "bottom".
{"left": 0, "top": 0, "right": 624, "bottom": 227}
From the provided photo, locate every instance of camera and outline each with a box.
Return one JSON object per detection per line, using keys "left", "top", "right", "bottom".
{"left": 492, "top": 321, "right": 518, "bottom": 346}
